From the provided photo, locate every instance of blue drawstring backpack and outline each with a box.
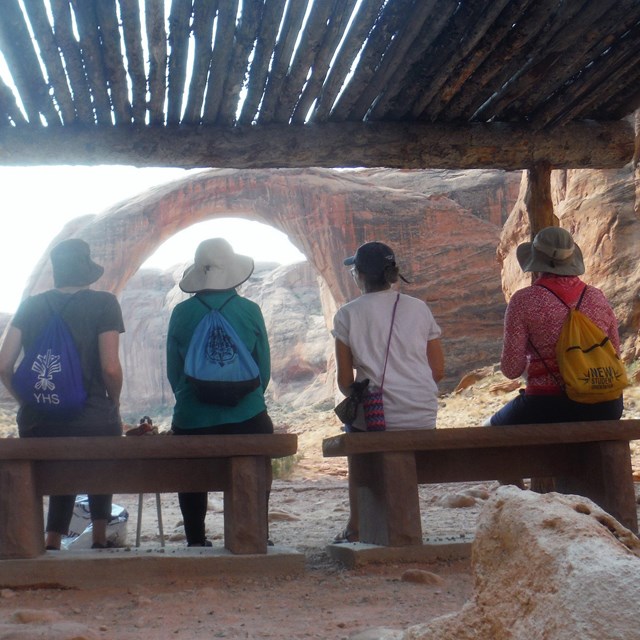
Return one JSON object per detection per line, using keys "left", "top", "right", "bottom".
{"left": 184, "top": 295, "right": 261, "bottom": 406}
{"left": 12, "top": 296, "right": 87, "bottom": 416}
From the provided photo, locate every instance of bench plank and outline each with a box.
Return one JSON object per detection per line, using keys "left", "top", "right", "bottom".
{"left": 322, "top": 421, "right": 640, "bottom": 456}
{"left": 0, "top": 434, "right": 298, "bottom": 460}
{"left": 323, "top": 420, "right": 640, "bottom": 546}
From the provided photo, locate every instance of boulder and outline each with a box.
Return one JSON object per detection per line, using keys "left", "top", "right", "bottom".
{"left": 405, "top": 486, "right": 640, "bottom": 640}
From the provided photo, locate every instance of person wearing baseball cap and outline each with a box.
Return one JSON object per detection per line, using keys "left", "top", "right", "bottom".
{"left": 331, "top": 241, "right": 444, "bottom": 543}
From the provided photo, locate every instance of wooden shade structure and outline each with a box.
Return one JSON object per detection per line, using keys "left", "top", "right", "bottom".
{"left": 0, "top": 0, "right": 638, "bottom": 171}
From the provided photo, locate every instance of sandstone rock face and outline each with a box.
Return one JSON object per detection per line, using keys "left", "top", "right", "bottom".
{"left": 6, "top": 166, "right": 638, "bottom": 412}
{"left": 22, "top": 168, "right": 518, "bottom": 392}
{"left": 405, "top": 486, "right": 640, "bottom": 640}
{"left": 498, "top": 166, "right": 640, "bottom": 361}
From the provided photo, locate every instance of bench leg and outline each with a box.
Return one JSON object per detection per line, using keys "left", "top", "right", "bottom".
{"left": 351, "top": 452, "right": 422, "bottom": 547}
{"left": 0, "top": 461, "right": 44, "bottom": 559}
{"left": 224, "top": 456, "right": 268, "bottom": 554}
{"left": 556, "top": 440, "right": 638, "bottom": 533}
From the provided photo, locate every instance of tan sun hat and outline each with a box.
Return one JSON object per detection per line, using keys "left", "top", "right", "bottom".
{"left": 179, "top": 238, "right": 254, "bottom": 293}
{"left": 516, "top": 226, "right": 585, "bottom": 276}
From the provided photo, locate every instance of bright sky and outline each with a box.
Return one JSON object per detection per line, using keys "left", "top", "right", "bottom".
{"left": 0, "top": 165, "right": 306, "bottom": 315}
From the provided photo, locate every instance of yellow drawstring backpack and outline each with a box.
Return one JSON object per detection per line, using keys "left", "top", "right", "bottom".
{"left": 540, "top": 285, "right": 628, "bottom": 403}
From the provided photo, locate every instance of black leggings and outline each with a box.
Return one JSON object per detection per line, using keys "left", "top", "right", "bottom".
{"left": 489, "top": 390, "right": 624, "bottom": 425}
{"left": 20, "top": 419, "right": 122, "bottom": 535}
{"left": 172, "top": 411, "right": 274, "bottom": 546}
{"left": 47, "top": 495, "right": 112, "bottom": 534}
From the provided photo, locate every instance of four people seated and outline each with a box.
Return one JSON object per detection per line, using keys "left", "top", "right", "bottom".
{"left": 0, "top": 229, "right": 628, "bottom": 549}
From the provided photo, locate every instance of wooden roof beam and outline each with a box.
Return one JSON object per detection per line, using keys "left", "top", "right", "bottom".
{"left": 21, "top": 0, "right": 75, "bottom": 124}
{"left": 236, "top": 0, "right": 287, "bottom": 125}
{"left": 50, "top": 0, "right": 94, "bottom": 123}
{"left": 144, "top": 0, "right": 166, "bottom": 126}
{"left": 0, "top": 120, "right": 632, "bottom": 170}
{"left": 119, "top": 0, "right": 147, "bottom": 124}
{"left": 218, "top": 0, "right": 263, "bottom": 126}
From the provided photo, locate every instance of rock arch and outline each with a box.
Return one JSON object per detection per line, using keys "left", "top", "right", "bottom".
{"left": 25, "top": 168, "right": 513, "bottom": 388}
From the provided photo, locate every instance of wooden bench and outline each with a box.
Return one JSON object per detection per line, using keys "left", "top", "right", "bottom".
{"left": 0, "top": 433, "right": 297, "bottom": 560}
{"left": 322, "top": 420, "right": 640, "bottom": 547}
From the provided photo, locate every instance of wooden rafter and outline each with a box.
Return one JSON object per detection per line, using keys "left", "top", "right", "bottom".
{"left": 50, "top": 0, "right": 94, "bottom": 123}
{"left": 236, "top": 0, "right": 287, "bottom": 125}
{"left": 21, "top": 0, "right": 75, "bottom": 124}
{"left": 367, "top": 0, "right": 458, "bottom": 121}
{"left": 119, "top": 0, "right": 147, "bottom": 124}
{"left": 144, "top": 0, "right": 166, "bottom": 125}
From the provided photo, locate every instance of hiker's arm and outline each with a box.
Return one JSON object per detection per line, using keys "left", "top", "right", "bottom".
{"left": 253, "top": 311, "right": 271, "bottom": 391}
{"left": 500, "top": 294, "right": 528, "bottom": 379}
{"left": 0, "top": 325, "right": 23, "bottom": 402}
{"left": 98, "top": 330, "right": 123, "bottom": 406}
{"left": 427, "top": 338, "right": 444, "bottom": 383}
{"left": 335, "top": 339, "right": 355, "bottom": 396}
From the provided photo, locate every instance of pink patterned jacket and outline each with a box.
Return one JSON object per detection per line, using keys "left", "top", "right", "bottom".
{"left": 500, "top": 274, "right": 621, "bottom": 395}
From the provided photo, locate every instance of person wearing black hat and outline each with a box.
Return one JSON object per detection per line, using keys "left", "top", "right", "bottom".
{"left": 486, "top": 226, "right": 624, "bottom": 426}
{"left": 331, "top": 241, "right": 444, "bottom": 542}
{"left": 0, "top": 238, "right": 125, "bottom": 550}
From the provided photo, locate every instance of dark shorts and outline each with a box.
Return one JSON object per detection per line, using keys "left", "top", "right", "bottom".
{"left": 489, "top": 390, "right": 624, "bottom": 425}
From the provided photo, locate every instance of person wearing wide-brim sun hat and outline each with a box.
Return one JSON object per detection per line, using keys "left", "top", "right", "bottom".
{"left": 0, "top": 237, "right": 125, "bottom": 551}
{"left": 487, "top": 226, "right": 624, "bottom": 426}
{"left": 166, "top": 238, "right": 274, "bottom": 547}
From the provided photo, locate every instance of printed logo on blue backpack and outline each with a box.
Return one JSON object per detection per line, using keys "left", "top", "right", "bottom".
{"left": 12, "top": 299, "right": 87, "bottom": 415}
{"left": 184, "top": 295, "right": 261, "bottom": 406}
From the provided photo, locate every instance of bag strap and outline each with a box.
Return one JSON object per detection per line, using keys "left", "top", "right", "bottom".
{"left": 380, "top": 294, "right": 400, "bottom": 391}
{"left": 527, "top": 337, "right": 564, "bottom": 390}
{"left": 528, "top": 284, "right": 588, "bottom": 391}
{"left": 45, "top": 291, "right": 77, "bottom": 318}
{"left": 195, "top": 293, "right": 237, "bottom": 314}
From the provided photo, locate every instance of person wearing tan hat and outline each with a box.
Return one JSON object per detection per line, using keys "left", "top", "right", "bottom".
{"left": 166, "top": 238, "right": 273, "bottom": 547}
{"left": 486, "top": 226, "right": 623, "bottom": 426}
{"left": 0, "top": 238, "right": 125, "bottom": 550}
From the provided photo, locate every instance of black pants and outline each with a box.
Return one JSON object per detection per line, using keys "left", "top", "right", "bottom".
{"left": 489, "top": 390, "right": 623, "bottom": 425}
{"left": 20, "top": 417, "right": 121, "bottom": 535}
{"left": 172, "top": 411, "right": 274, "bottom": 546}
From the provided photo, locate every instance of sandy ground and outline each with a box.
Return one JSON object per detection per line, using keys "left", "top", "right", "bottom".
{"left": 1, "top": 371, "right": 639, "bottom": 639}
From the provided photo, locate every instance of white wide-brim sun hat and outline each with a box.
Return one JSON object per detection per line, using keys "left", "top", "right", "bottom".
{"left": 179, "top": 238, "right": 254, "bottom": 293}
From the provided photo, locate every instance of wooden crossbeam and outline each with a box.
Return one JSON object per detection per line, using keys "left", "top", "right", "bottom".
{"left": 0, "top": 120, "right": 633, "bottom": 170}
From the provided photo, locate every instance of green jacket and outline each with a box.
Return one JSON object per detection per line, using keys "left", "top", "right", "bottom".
{"left": 166, "top": 290, "right": 270, "bottom": 429}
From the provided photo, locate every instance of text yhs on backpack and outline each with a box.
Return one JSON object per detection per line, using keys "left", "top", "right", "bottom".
{"left": 12, "top": 296, "right": 87, "bottom": 415}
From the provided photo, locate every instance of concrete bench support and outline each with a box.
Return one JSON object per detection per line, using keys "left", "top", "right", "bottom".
{"left": 323, "top": 420, "right": 640, "bottom": 547}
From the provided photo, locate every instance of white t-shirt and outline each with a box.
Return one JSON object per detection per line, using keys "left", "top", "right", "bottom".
{"left": 332, "top": 289, "right": 441, "bottom": 431}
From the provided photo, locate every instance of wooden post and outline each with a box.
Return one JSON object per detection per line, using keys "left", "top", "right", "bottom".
{"left": 524, "top": 160, "right": 556, "bottom": 239}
